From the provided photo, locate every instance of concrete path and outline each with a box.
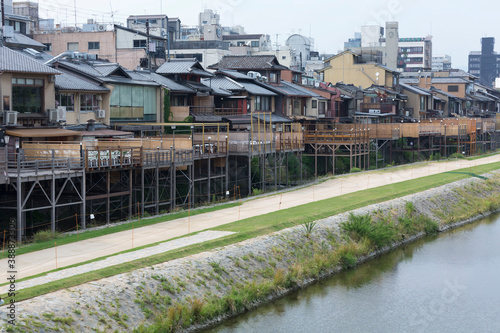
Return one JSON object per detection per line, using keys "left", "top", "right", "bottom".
{"left": 0, "top": 230, "right": 234, "bottom": 294}
{"left": 1, "top": 156, "right": 498, "bottom": 284}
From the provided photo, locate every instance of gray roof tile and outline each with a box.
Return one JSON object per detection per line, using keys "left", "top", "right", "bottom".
{"left": 209, "top": 55, "right": 288, "bottom": 70}
{"left": 134, "top": 71, "right": 195, "bottom": 93}
{"left": 56, "top": 71, "right": 110, "bottom": 92}
{"left": 0, "top": 46, "right": 60, "bottom": 74}
{"left": 5, "top": 32, "right": 46, "bottom": 49}
{"left": 202, "top": 76, "right": 243, "bottom": 92}
{"left": 156, "top": 59, "right": 213, "bottom": 77}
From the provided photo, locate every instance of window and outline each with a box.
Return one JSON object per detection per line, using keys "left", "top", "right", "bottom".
{"left": 67, "top": 42, "right": 79, "bottom": 51}
{"left": 318, "top": 102, "right": 326, "bottom": 115}
{"left": 251, "top": 41, "right": 259, "bottom": 48}
{"left": 133, "top": 40, "right": 147, "bottom": 48}
{"left": 88, "top": 42, "right": 100, "bottom": 50}
{"left": 12, "top": 77, "right": 44, "bottom": 113}
{"left": 80, "top": 94, "right": 99, "bottom": 111}
{"left": 44, "top": 43, "right": 52, "bottom": 51}
{"left": 448, "top": 85, "right": 459, "bottom": 92}
{"left": 312, "top": 100, "right": 317, "bottom": 108}
{"left": 269, "top": 72, "right": 278, "bottom": 83}
{"left": 55, "top": 93, "right": 75, "bottom": 111}
{"left": 255, "top": 96, "right": 271, "bottom": 111}
{"left": 420, "top": 96, "right": 426, "bottom": 111}
{"left": 282, "top": 56, "right": 287, "bottom": 60}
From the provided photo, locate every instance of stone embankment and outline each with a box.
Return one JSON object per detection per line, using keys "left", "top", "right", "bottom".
{"left": 3, "top": 171, "right": 500, "bottom": 332}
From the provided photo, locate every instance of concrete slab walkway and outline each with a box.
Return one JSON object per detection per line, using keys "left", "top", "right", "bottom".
{"left": 1, "top": 156, "right": 498, "bottom": 284}
{"left": 0, "top": 230, "right": 235, "bottom": 294}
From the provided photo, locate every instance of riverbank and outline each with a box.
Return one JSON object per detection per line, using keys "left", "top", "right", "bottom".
{"left": 3, "top": 170, "right": 500, "bottom": 332}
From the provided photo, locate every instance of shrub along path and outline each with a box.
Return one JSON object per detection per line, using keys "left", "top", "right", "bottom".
{"left": 1, "top": 155, "right": 499, "bottom": 284}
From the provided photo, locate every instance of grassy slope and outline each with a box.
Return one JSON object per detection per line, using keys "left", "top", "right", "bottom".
{"left": 2, "top": 160, "right": 500, "bottom": 303}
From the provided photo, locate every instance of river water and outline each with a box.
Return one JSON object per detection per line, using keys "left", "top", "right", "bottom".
{"left": 208, "top": 214, "right": 500, "bottom": 333}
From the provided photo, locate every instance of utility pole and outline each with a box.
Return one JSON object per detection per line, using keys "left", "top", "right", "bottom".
{"left": 146, "top": 19, "right": 151, "bottom": 69}
{"left": 1, "top": 0, "right": 5, "bottom": 28}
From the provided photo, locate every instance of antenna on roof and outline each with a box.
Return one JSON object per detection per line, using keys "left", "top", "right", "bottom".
{"left": 109, "top": 2, "right": 117, "bottom": 25}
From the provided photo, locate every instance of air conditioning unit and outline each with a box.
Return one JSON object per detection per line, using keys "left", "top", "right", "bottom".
{"left": 97, "top": 24, "right": 106, "bottom": 31}
{"left": 5, "top": 111, "right": 18, "bottom": 125}
{"left": 56, "top": 106, "right": 67, "bottom": 121}
{"left": 247, "top": 71, "right": 261, "bottom": 79}
{"left": 96, "top": 109, "right": 106, "bottom": 118}
{"left": 49, "top": 109, "right": 58, "bottom": 123}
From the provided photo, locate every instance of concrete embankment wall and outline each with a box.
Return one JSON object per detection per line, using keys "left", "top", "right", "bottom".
{"left": 3, "top": 171, "right": 500, "bottom": 332}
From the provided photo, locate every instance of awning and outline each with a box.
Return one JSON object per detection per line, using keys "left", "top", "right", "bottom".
{"left": 291, "top": 115, "right": 317, "bottom": 121}
{"left": 6, "top": 128, "right": 82, "bottom": 138}
{"left": 78, "top": 129, "right": 133, "bottom": 138}
{"left": 253, "top": 113, "right": 292, "bottom": 123}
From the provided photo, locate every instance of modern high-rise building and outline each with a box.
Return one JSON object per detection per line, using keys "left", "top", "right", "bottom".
{"left": 432, "top": 54, "right": 452, "bottom": 71}
{"left": 468, "top": 37, "right": 500, "bottom": 87}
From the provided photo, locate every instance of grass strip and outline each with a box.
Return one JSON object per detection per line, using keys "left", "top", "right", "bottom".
{"left": 2, "top": 161, "right": 500, "bottom": 304}
{"left": 0, "top": 202, "right": 240, "bottom": 260}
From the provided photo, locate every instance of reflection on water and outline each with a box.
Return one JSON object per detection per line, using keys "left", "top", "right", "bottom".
{"left": 207, "top": 213, "right": 500, "bottom": 333}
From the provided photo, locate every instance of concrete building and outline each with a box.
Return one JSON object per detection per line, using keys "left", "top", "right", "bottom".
{"left": 468, "top": 37, "right": 500, "bottom": 88}
{"left": 344, "top": 22, "right": 432, "bottom": 72}
{"left": 318, "top": 50, "right": 399, "bottom": 89}
{"left": 1, "top": 0, "right": 31, "bottom": 35}
{"left": 12, "top": 1, "right": 38, "bottom": 31}
{"left": 432, "top": 54, "right": 452, "bottom": 71}
{"left": 285, "top": 34, "right": 312, "bottom": 71}
{"left": 33, "top": 25, "right": 168, "bottom": 70}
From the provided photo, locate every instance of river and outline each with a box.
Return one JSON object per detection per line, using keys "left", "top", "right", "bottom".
{"left": 207, "top": 214, "right": 500, "bottom": 333}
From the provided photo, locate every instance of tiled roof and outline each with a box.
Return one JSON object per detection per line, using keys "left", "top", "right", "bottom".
{"left": 209, "top": 55, "right": 288, "bottom": 70}
{"left": 93, "top": 64, "right": 122, "bottom": 77}
{"left": 156, "top": 59, "right": 213, "bottom": 77}
{"left": 56, "top": 71, "right": 109, "bottom": 92}
{"left": 400, "top": 83, "right": 431, "bottom": 96}
{"left": 216, "top": 69, "right": 252, "bottom": 80}
{"left": 276, "top": 81, "right": 323, "bottom": 98}
{"left": 134, "top": 71, "right": 195, "bottom": 93}
{"left": 4, "top": 32, "right": 46, "bottom": 49}
{"left": 238, "top": 81, "right": 277, "bottom": 96}
{"left": 58, "top": 60, "right": 104, "bottom": 77}
{"left": 104, "top": 76, "right": 160, "bottom": 86}
{"left": 201, "top": 76, "right": 243, "bottom": 92}
{"left": 0, "top": 46, "right": 60, "bottom": 74}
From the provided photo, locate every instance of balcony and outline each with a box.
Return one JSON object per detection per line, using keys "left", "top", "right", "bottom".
{"left": 189, "top": 106, "right": 244, "bottom": 117}
{"left": 360, "top": 103, "right": 396, "bottom": 114}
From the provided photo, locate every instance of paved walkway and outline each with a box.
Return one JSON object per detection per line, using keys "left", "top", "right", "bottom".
{"left": 0, "top": 231, "right": 234, "bottom": 294}
{"left": 1, "top": 156, "right": 499, "bottom": 285}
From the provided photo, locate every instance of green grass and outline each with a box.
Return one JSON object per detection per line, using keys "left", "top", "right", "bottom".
{"left": 2, "top": 160, "right": 500, "bottom": 305}
{"left": 0, "top": 202, "right": 240, "bottom": 260}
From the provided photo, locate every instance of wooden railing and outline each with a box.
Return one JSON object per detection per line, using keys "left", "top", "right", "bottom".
{"left": 189, "top": 106, "right": 244, "bottom": 117}
{"left": 7, "top": 149, "right": 84, "bottom": 175}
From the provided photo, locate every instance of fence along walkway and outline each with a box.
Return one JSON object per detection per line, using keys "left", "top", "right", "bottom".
{"left": 1, "top": 154, "right": 499, "bottom": 284}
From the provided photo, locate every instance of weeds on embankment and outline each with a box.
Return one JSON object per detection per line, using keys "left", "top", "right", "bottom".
{"left": 134, "top": 201, "right": 441, "bottom": 333}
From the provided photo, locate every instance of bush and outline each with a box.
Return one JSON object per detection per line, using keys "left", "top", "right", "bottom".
{"left": 450, "top": 152, "right": 466, "bottom": 159}
{"left": 302, "top": 221, "right": 317, "bottom": 238}
{"left": 339, "top": 252, "right": 357, "bottom": 269}
{"left": 350, "top": 167, "right": 362, "bottom": 173}
{"left": 33, "top": 229, "right": 59, "bottom": 243}
{"left": 341, "top": 213, "right": 396, "bottom": 248}
{"left": 251, "top": 188, "right": 264, "bottom": 196}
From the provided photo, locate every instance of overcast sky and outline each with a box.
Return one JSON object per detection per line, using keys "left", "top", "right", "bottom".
{"left": 39, "top": 0, "right": 499, "bottom": 70}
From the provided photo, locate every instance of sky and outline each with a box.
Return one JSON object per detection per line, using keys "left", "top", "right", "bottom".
{"left": 38, "top": 0, "right": 500, "bottom": 70}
